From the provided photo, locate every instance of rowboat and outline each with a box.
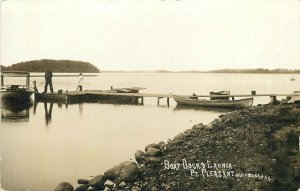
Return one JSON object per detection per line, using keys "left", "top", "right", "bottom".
{"left": 0, "top": 71, "right": 34, "bottom": 100}
{"left": 209, "top": 90, "right": 230, "bottom": 100}
{"left": 114, "top": 87, "right": 146, "bottom": 93}
{"left": 171, "top": 94, "right": 253, "bottom": 109}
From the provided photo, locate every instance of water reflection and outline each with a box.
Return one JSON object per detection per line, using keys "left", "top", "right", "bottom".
{"left": 1, "top": 97, "right": 33, "bottom": 121}
{"left": 44, "top": 102, "right": 53, "bottom": 126}
{"left": 173, "top": 105, "right": 235, "bottom": 113}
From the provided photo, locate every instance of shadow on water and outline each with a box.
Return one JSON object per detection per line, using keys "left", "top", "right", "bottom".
{"left": 173, "top": 105, "right": 236, "bottom": 113}
{"left": 1, "top": 97, "right": 33, "bottom": 121}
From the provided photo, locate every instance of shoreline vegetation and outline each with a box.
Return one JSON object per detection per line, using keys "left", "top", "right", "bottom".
{"left": 54, "top": 102, "right": 300, "bottom": 191}
{"left": 0, "top": 59, "right": 100, "bottom": 73}
{"left": 1, "top": 60, "right": 300, "bottom": 74}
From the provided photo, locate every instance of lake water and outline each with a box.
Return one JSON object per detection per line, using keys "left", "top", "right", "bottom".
{"left": 0, "top": 73, "right": 299, "bottom": 191}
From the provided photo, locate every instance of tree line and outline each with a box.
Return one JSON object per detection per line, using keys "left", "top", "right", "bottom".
{"left": 1, "top": 59, "right": 100, "bottom": 73}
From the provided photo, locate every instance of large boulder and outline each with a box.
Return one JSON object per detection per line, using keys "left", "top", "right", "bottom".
{"left": 77, "top": 179, "right": 89, "bottom": 185}
{"left": 104, "top": 161, "right": 139, "bottom": 183}
{"left": 145, "top": 143, "right": 160, "bottom": 152}
{"left": 135, "top": 150, "right": 146, "bottom": 163}
{"left": 144, "top": 157, "right": 161, "bottom": 165}
{"left": 89, "top": 175, "right": 105, "bottom": 190}
{"left": 74, "top": 184, "right": 89, "bottom": 191}
{"left": 54, "top": 182, "right": 74, "bottom": 191}
{"left": 146, "top": 148, "right": 161, "bottom": 157}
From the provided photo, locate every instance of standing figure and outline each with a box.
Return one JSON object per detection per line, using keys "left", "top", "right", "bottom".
{"left": 76, "top": 73, "right": 84, "bottom": 91}
{"left": 43, "top": 68, "right": 53, "bottom": 93}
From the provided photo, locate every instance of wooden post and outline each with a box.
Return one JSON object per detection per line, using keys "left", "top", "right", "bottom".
{"left": 167, "top": 97, "right": 170, "bottom": 107}
{"left": 141, "top": 97, "right": 144, "bottom": 105}
{"left": 26, "top": 75, "right": 30, "bottom": 86}
{"left": 157, "top": 97, "right": 160, "bottom": 106}
{"left": 1, "top": 74, "right": 3, "bottom": 86}
{"left": 33, "top": 81, "right": 37, "bottom": 93}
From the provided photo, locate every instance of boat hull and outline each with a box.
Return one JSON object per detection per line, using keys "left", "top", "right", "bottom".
{"left": 172, "top": 94, "right": 253, "bottom": 109}
{"left": 0, "top": 90, "right": 33, "bottom": 100}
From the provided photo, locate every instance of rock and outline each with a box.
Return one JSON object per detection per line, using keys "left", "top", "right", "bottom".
{"left": 144, "top": 157, "right": 161, "bottom": 165}
{"left": 146, "top": 148, "right": 161, "bottom": 157}
{"left": 158, "top": 141, "right": 167, "bottom": 148}
{"left": 87, "top": 189, "right": 97, "bottom": 191}
{"left": 104, "top": 180, "right": 115, "bottom": 188}
{"left": 192, "top": 123, "right": 205, "bottom": 129}
{"left": 104, "top": 161, "right": 140, "bottom": 183}
{"left": 104, "top": 187, "right": 111, "bottom": 191}
{"left": 54, "top": 182, "right": 74, "bottom": 191}
{"left": 135, "top": 150, "right": 146, "bottom": 163}
{"left": 74, "top": 184, "right": 89, "bottom": 191}
{"left": 145, "top": 143, "right": 160, "bottom": 152}
{"left": 119, "top": 162, "right": 139, "bottom": 182}
{"left": 77, "top": 179, "right": 89, "bottom": 185}
{"left": 118, "top": 181, "right": 126, "bottom": 188}
{"left": 172, "top": 132, "right": 185, "bottom": 142}
{"left": 89, "top": 175, "right": 105, "bottom": 190}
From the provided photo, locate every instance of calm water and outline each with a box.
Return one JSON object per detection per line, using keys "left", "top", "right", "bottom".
{"left": 0, "top": 73, "right": 299, "bottom": 191}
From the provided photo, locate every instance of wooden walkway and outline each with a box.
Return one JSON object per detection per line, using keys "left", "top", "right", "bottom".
{"left": 34, "top": 89, "right": 300, "bottom": 106}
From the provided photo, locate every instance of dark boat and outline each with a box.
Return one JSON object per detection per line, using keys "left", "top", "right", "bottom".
{"left": 0, "top": 71, "right": 34, "bottom": 100}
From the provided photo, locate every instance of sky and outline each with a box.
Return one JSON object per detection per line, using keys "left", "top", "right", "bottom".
{"left": 1, "top": 0, "right": 300, "bottom": 71}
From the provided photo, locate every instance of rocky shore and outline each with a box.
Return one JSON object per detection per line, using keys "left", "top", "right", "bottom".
{"left": 54, "top": 103, "right": 300, "bottom": 191}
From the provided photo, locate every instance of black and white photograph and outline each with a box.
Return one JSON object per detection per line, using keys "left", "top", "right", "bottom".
{"left": 0, "top": 0, "right": 300, "bottom": 191}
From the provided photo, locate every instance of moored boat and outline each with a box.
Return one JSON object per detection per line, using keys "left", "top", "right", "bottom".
{"left": 209, "top": 90, "right": 231, "bottom": 100}
{"left": 171, "top": 94, "right": 253, "bottom": 109}
{"left": 290, "top": 76, "right": 295, "bottom": 81}
{"left": 0, "top": 71, "right": 34, "bottom": 100}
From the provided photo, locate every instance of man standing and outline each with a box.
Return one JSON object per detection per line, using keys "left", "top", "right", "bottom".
{"left": 76, "top": 73, "right": 84, "bottom": 91}
{"left": 43, "top": 68, "right": 53, "bottom": 93}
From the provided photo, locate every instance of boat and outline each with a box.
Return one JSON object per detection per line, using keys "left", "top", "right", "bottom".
{"left": 0, "top": 71, "right": 34, "bottom": 100}
{"left": 114, "top": 87, "right": 146, "bottom": 93}
{"left": 209, "top": 90, "right": 230, "bottom": 100}
{"left": 171, "top": 94, "right": 253, "bottom": 109}
{"left": 290, "top": 76, "right": 295, "bottom": 81}
{"left": 290, "top": 91, "right": 300, "bottom": 103}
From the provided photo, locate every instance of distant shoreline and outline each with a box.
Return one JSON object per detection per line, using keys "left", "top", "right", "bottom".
{"left": 101, "top": 69, "right": 300, "bottom": 74}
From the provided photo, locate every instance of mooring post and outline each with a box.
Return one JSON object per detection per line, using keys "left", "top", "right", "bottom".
{"left": 167, "top": 97, "right": 170, "bottom": 107}
{"left": 33, "top": 81, "right": 39, "bottom": 93}
{"left": 0, "top": 74, "right": 3, "bottom": 86}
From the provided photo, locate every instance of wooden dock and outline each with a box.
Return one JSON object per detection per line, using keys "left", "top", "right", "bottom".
{"left": 34, "top": 89, "right": 300, "bottom": 106}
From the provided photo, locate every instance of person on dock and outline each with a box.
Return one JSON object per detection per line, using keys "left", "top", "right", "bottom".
{"left": 76, "top": 73, "right": 83, "bottom": 91}
{"left": 43, "top": 68, "right": 53, "bottom": 93}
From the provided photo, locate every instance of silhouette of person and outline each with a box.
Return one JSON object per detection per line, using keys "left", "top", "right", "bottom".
{"left": 43, "top": 68, "right": 53, "bottom": 93}
{"left": 76, "top": 73, "right": 83, "bottom": 91}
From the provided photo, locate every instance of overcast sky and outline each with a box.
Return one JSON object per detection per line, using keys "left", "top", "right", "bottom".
{"left": 1, "top": 0, "right": 299, "bottom": 71}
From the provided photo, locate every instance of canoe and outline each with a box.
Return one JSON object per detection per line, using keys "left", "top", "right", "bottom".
{"left": 209, "top": 90, "right": 230, "bottom": 100}
{"left": 171, "top": 94, "right": 253, "bottom": 109}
